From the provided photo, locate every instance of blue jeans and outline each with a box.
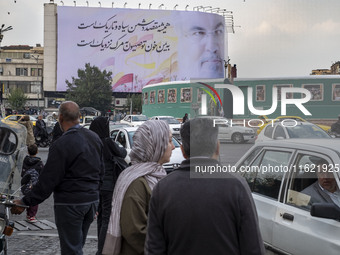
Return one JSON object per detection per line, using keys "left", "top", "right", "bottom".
{"left": 54, "top": 202, "right": 98, "bottom": 255}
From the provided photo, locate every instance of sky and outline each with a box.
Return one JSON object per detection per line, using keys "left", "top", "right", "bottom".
{"left": 1, "top": 0, "right": 340, "bottom": 78}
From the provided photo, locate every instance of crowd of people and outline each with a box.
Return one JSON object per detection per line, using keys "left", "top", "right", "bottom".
{"left": 9, "top": 100, "right": 340, "bottom": 255}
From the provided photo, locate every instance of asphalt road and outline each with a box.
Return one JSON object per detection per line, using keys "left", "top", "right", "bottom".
{"left": 7, "top": 140, "right": 255, "bottom": 254}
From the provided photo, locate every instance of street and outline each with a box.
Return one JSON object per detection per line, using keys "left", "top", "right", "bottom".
{"left": 8, "top": 140, "right": 255, "bottom": 254}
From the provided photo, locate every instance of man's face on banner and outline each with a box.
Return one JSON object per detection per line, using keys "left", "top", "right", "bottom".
{"left": 178, "top": 13, "right": 225, "bottom": 79}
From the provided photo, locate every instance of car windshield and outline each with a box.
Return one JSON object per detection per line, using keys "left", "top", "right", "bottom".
{"left": 159, "top": 117, "right": 180, "bottom": 124}
{"left": 132, "top": 116, "right": 147, "bottom": 121}
{"left": 286, "top": 125, "right": 330, "bottom": 138}
{"left": 128, "top": 131, "right": 180, "bottom": 148}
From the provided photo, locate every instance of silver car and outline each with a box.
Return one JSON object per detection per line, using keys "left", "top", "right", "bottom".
{"left": 235, "top": 139, "right": 340, "bottom": 255}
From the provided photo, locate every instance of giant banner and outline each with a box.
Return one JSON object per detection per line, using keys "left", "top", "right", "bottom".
{"left": 57, "top": 7, "right": 226, "bottom": 92}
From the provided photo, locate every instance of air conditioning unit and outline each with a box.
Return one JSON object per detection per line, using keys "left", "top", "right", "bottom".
{"left": 23, "top": 53, "right": 30, "bottom": 59}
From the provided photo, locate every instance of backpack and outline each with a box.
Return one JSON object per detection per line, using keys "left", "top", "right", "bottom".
{"left": 21, "top": 168, "right": 39, "bottom": 195}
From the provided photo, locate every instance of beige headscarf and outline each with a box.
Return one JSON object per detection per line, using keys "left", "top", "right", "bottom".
{"left": 102, "top": 120, "right": 169, "bottom": 255}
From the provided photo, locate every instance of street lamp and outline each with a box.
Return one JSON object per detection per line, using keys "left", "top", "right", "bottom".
{"left": 149, "top": 3, "right": 152, "bottom": 9}
{"left": 185, "top": 5, "right": 189, "bottom": 10}
{"left": 173, "top": 4, "right": 178, "bottom": 10}
{"left": 124, "top": 2, "right": 127, "bottom": 8}
{"left": 31, "top": 55, "right": 41, "bottom": 113}
{"left": 158, "top": 4, "right": 164, "bottom": 9}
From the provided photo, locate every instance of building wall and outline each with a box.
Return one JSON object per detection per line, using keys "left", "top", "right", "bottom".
{"left": 0, "top": 46, "right": 44, "bottom": 109}
{"left": 44, "top": 3, "right": 57, "bottom": 92}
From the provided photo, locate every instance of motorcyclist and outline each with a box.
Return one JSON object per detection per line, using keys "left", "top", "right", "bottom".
{"left": 331, "top": 115, "right": 340, "bottom": 135}
{"left": 34, "top": 115, "right": 48, "bottom": 145}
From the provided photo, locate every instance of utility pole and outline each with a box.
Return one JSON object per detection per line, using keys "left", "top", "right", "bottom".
{"left": 31, "top": 54, "right": 41, "bottom": 113}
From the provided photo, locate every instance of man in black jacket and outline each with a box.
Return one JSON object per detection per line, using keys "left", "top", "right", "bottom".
{"left": 12, "top": 101, "right": 104, "bottom": 255}
{"left": 145, "top": 118, "right": 265, "bottom": 255}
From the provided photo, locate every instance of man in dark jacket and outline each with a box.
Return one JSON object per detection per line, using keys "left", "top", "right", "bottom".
{"left": 145, "top": 118, "right": 265, "bottom": 255}
{"left": 12, "top": 101, "right": 104, "bottom": 255}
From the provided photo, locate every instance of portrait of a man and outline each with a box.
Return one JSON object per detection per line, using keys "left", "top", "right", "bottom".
{"left": 181, "top": 88, "right": 192, "bottom": 103}
{"left": 150, "top": 91, "right": 155, "bottom": 104}
{"left": 176, "top": 12, "right": 225, "bottom": 80}
{"left": 158, "top": 89, "right": 165, "bottom": 103}
{"left": 167, "top": 89, "right": 177, "bottom": 103}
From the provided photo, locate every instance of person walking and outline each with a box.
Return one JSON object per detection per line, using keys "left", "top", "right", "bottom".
{"left": 21, "top": 144, "right": 44, "bottom": 223}
{"left": 182, "top": 113, "right": 188, "bottom": 123}
{"left": 89, "top": 116, "right": 128, "bottom": 255}
{"left": 18, "top": 115, "right": 35, "bottom": 146}
{"left": 145, "top": 118, "right": 265, "bottom": 255}
{"left": 11, "top": 101, "right": 104, "bottom": 255}
{"left": 102, "top": 120, "right": 175, "bottom": 255}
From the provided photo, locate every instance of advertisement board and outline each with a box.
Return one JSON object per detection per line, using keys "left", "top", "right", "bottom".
{"left": 57, "top": 7, "right": 226, "bottom": 92}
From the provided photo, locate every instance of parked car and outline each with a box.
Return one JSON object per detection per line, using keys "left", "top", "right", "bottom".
{"left": 110, "top": 126, "right": 184, "bottom": 172}
{"left": 235, "top": 139, "right": 340, "bottom": 255}
{"left": 79, "top": 115, "right": 96, "bottom": 126}
{"left": 109, "top": 121, "right": 130, "bottom": 131}
{"left": 257, "top": 115, "right": 331, "bottom": 135}
{"left": 2, "top": 115, "right": 37, "bottom": 126}
{"left": 149, "top": 116, "right": 181, "bottom": 139}
{"left": 120, "top": 115, "right": 148, "bottom": 127}
{"left": 256, "top": 121, "right": 331, "bottom": 143}
{"left": 196, "top": 116, "right": 255, "bottom": 143}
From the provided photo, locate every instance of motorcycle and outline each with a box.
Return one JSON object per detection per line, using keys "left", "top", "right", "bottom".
{"left": 35, "top": 126, "right": 53, "bottom": 147}
{"left": 0, "top": 121, "right": 28, "bottom": 254}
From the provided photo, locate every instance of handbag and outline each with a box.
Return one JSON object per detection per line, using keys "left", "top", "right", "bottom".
{"left": 111, "top": 155, "right": 128, "bottom": 183}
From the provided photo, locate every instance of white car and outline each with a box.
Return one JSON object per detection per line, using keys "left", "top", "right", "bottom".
{"left": 235, "top": 139, "right": 340, "bottom": 255}
{"left": 256, "top": 121, "right": 331, "bottom": 143}
{"left": 79, "top": 116, "right": 96, "bottom": 126}
{"left": 120, "top": 115, "right": 148, "bottom": 127}
{"left": 149, "top": 116, "right": 181, "bottom": 139}
{"left": 196, "top": 116, "right": 255, "bottom": 143}
{"left": 110, "top": 127, "right": 184, "bottom": 172}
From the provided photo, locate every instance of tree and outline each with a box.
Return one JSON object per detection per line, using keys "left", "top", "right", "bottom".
{"left": 65, "top": 63, "right": 113, "bottom": 112}
{"left": 125, "top": 94, "right": 142, "bottom": 114}
{"left": 7, "top": 88, "right": 28, "bottom": 111}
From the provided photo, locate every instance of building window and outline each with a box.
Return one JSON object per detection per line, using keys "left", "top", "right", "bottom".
{"left": 8, "top": 81, "right": 31, "bottom": 93}
{"left": 149, "top": 90, "right": 155, "bottom": 104}
{"left": 167, "top": 89, "right": 177, "bottom": 103}
{"left": 158, "top": 89, "right": 165, "bottom": 104}
{"left": 302, "top": 84, "right": 323, "bottom": 101}
{"left": 143, "top": 92, "right": 148, "bottom": 105}
{"left": 332, "top": 84, "right": 340, "bottom": 101}
{"left": 273, "top": 84, "right": 293, "bottom": 101}
{"left": 256, "top": 85, "right": 265, "bottom": 101}
{"left": 31, "top": 68, "right": 43, "bottom": 77}
{"left": 180, "top": 88, "right": 192, "bottom": 103}
{"left": 16, "top": 68, "right": 28, "bottom": 76}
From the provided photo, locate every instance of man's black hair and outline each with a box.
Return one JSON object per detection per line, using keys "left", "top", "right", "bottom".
{"left": 180, "top": 118, "right": 218, "bottom": 158}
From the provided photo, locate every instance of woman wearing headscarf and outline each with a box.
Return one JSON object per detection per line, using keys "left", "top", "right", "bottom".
{"left": 89, "top": 116, "right": 128, "bottom": 255}
{"left": 18, "top": 115, "right": 35, "bottom": 146}
{"left": 102, "top": 120, "right": 174, "bottom": 255}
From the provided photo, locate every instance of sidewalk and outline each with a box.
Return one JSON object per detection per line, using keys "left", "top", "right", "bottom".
{"left": 8, "top": 194, "right": 99, "bottom": 254}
